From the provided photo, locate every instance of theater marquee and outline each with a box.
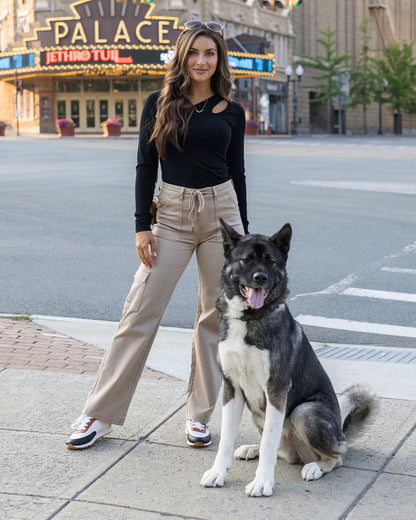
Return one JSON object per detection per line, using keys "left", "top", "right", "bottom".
{"left": 0, "top": 0, "right": 275, "bottom": 78}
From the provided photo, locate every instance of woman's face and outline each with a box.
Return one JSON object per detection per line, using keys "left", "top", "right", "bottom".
{"left": 186, "top": 35, "right": 218, "bottom": 85}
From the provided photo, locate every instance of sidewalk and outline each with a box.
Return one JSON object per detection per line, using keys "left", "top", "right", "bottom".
{"left": 1, "top": 314, "right": 415, "bottom": 520}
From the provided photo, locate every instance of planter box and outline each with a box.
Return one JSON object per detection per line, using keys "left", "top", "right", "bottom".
{"left": 245, "top": 126, "right": 258, "bottom": 136}
{"left": 103, "top": 125, "right": 121, "bottom": 137}
{"left": 58, "top": 125, "right": 75, "bottom": 137}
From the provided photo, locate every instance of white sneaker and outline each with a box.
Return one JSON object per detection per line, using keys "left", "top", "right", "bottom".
{"left": 185, "top": 420, "right": 212, "bottom": 447}
{"left": 66, "top": 415, "right": 113, "bottom": 450}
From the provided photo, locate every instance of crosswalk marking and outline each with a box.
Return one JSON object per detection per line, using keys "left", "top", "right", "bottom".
{"left": 296, "top": 315, "right": 416, "bottom": 338}
{"left": 342, "top": 287, "right": 416, "bottom": 303}
{"left": 290, "top": 238, "right": 416, "bottom": 341}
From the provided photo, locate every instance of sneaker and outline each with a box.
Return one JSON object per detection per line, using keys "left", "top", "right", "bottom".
{"left": 185, "top": 420, "right": 212, "bottom": 447}
{"left": 66, "top": 414, "right": 113, "bottom": 450}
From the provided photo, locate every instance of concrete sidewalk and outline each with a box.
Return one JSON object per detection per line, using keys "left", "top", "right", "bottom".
{"left": 1, "top": 315, "right": 416, "bottom": 520}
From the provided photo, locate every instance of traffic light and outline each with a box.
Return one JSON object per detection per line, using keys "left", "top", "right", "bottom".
{"left": 16, "top": 79, "right": 23, "bottom": 92}
{"left": 259, "top": 1, "right": 287, "bottom": 8}
{"left": 259, "top": 0, "right": 303, "bottom": 9}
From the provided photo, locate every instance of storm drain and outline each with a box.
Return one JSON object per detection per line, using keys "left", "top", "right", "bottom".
{"left": 313, "top": 344, "right": 416, "bottom": 365}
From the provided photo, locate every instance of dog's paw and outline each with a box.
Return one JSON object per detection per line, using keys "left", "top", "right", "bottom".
{"left": 200, "top": 466, "right": 228, "bottom": 488}
{"left": 301, "top": 462, "right": 323, "bottom": 481}
{"left": 245, "top": 477, "right": 274, "bottom": 497}
{"left": 234, "top": 444, "right": 260, "bottom": 460}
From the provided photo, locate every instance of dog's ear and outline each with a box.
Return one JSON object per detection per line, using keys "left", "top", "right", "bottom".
{"left": 220, "top": 218, "right": 242, "bottom": 257}
{"left": 271, "top": 223, "right": 292, "bottom": 261}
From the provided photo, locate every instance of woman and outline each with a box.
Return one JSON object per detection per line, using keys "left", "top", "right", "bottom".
{"left": 67, "top": 20, "right": 249, "bottom": 450}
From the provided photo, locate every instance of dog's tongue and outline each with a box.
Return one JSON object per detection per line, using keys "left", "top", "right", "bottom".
{"left": 247, "top": 288, "right": 266, "bottom": 309}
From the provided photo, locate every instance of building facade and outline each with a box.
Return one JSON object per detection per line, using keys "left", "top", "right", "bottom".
{"left": 291, "top": 0, "right": 416, "bottom": 135}
{"left": 0, "top": 0, "right": 294, "bottom": 135}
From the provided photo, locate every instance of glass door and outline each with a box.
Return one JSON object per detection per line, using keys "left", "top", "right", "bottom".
{"left": 86, "top": 99, "right": 95, "bottom": 128}
{"left": 115, "top": 99, "right": 124, "bottom": 127}
{"left": 99, "top": 100, "right": 108, "bottom": 124}
{"left": 128, "top": 99, "right": 137, "bottom": 128}
{"left": 57, "top": 100, "right": 66, "bottom": 120}
{"left": 71, "top": 100, "right": 80, "bottom": 128}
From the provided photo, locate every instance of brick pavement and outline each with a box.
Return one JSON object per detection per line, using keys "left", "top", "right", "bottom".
{"left": 0, "top": 317, "right": 175, "bottom": 380}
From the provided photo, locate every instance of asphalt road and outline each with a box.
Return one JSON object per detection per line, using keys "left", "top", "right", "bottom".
{"left": 1, "top": 134, "right": 415, "bottom": 349}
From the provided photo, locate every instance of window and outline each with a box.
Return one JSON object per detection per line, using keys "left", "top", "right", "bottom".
{"left": 84, "top": 80, "right": 110, "bottom": 92}
{"left": 141, "top": 79, "right": 163, "bottom": 92}
{"left": 275, "top": 35, "right": 288, "bottom": 68}
{"left": 113, "top": 80, "right": 138, "bottom": 92}
{"left": 55, "top": 81, "right": 81, "bottom": 93}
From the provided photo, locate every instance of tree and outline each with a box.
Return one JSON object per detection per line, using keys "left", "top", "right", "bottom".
{"left": 373, "top": 41, "right": 416, "bottom": 133}
{"left": 298, "top": 26, "right": 352, "bottom": 134}
{"left": 348, "top": 18, "right": 379, "bottom": 134}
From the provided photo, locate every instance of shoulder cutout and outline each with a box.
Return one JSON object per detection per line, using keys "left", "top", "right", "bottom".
{"left": 212, "top": 99, "right": 228, "bottom": 114}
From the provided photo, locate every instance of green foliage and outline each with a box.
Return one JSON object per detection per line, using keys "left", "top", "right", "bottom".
{"left": 349, "top": 19, "right": 379, "bottom": 109}
{"left": 373, "top": 41, "right": 416, "bottom": 114}
{"left": 298, "top": 26, "right": 352, "bottom": 105}
{"left": 348, "top": 18, "right": 380, "bottom": 133}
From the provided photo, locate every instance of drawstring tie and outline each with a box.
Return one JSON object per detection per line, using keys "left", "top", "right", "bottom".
{"left": 188, "top": 189, "right": 205, "bottom": 232}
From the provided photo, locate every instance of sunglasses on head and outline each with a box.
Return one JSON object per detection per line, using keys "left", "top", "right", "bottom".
{"left": 183, "top": 20, "right": 224, "bottom": 37}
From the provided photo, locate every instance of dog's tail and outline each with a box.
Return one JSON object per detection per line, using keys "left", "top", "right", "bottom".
{"left": 338, "top": 385, "right": 379, "bottom": 443}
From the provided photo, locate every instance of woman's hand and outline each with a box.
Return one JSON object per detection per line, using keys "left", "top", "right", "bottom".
{"left": 135, "top": 231, "right": 157, "bottom": 268}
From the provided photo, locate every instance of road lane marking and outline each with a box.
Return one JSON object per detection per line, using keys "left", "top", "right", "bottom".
{"left": 382, "top": 267, "right": 416, "bottom": 275}
{"left": 296, "top": 315, "right": 416, "bottom": 338}
{"left": 291, "top": 180, "right": 416, "bottom": 195}
{"left": 342, "top": 287, "right": 416, "bottom": 303}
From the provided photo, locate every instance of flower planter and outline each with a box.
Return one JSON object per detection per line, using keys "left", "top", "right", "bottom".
{"left": 245, "top": 125, "right": 258, "bottom": 136}
{"left": 58, "top": 125, "right": 75, "bottom": 137}
{"left": 0, "top": 125, "right": 5, "bottom": 137}
{"left": 103, "top": 124, "right": 121, "bottom": 137}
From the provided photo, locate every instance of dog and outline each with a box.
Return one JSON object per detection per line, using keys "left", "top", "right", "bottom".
{"left": 200, "top": 219, "right": 379, "bottom": 497}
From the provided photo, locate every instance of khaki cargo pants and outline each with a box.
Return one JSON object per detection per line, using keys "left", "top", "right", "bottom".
{"left": 83, "top": 180, "right": 244, "bottom": 425}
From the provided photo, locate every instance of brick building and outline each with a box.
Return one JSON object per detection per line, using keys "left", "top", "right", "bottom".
{"left": 0, "top": 0, "right": 294, "bottom": 135}
{"left": 291, "top": 0, "right": 416, "bottom": 135}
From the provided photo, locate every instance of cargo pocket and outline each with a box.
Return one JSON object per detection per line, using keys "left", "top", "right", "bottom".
{"left": 215, "top": 188, "right": 244, "bottom": 240}
{"left": 153, "top": 190, "right": 184, "bottom": 241}
{"left": 121, "top": 267, "right": 151, "bottom": 316}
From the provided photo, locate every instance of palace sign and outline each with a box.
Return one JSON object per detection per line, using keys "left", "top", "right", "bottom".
{"left": 0, "top": 0, "right": 275, "bottom": 78}
{"left": 25, "top": 0, "right": 181, "bottom": 48}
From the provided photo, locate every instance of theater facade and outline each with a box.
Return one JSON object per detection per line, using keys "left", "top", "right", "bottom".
{"left": 0, "top": 0, "right": 277, "bottom": 134}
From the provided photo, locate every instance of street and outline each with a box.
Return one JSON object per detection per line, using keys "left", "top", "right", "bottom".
{"left": 1, "top": 134, "right": 415, "bottom": 348}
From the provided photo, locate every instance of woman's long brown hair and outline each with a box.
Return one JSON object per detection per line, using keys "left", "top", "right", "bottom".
{"left": 149, "top": 27, "right": 232, "bottom": 159}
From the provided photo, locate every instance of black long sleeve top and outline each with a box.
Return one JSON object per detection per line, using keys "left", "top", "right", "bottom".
{"left": 135, "top": 91, "right": 249, "bottom": 233}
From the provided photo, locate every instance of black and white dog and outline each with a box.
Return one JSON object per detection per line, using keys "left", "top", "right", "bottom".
{"left": 200, "top": 219, "right": 379, "bottom": 497}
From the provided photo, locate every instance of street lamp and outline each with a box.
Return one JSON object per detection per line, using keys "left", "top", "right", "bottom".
{"left": 285, "top": 64, "right": 303, "bottom": 135}
{"left": 378, "top": 78, "right": 388, "bottom": 135}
